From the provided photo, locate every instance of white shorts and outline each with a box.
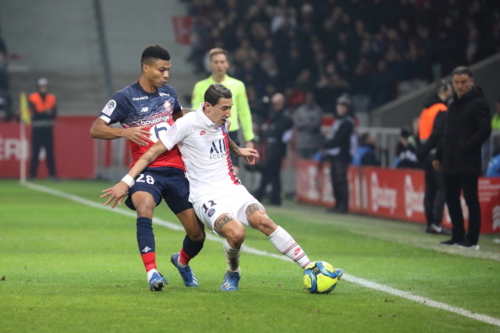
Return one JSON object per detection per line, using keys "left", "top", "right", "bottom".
{"left": 193, "top": 185, "right": 260, "bottom": 232}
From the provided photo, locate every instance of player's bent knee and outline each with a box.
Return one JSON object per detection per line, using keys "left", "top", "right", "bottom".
{"left": 135, "top": 204, "right": 155, "bottom": 219}
{"left": 188, "top": 229, "right": 206, "bottom": 242}
{"left": 250, "top": 215, "right": 277, "bottom": 235}
{"left": 215, "top": 214, "right": 245, "bottom": 244}
{"left": 226, "top": 224, "right": 245, "bottom": 245}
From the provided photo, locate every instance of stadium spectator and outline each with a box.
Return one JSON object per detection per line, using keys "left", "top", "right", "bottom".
{"left": 486, "top": 147, "right": 500, "bottom": 177}
{"left": 253, "top": 93, "right": 293, "bottom": 206}
{"left": 417, "top": 80, "right": 453, "bottom": 234}
{"left": 323, "top": 94, "right": 356, "bottom": 214}
{"left": 393, "top": 125, "right": 420, "bottom": 169}
{"left": 192, "top": 48, "right": 255, "bottom": 176}
{"left": 28, "top": 78, "right": 58, "bottom": 180}
{"left": 434, "top": 66, "right": 492, "bottom": 250}
{"left": 352, "top": 132, "right": 380, "bottom": 166}
{"left": 294, "top": 91, "right": 322, "bottom": 159}
{"left": 492, "top": 97, "right": 500, "bottom": 130}
{"left": 186, "top": 0, "right": 500, "bottom": 113}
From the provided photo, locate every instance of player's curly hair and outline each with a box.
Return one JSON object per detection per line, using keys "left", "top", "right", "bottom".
{"left": 205, "top": 84, "right": 232, "bottom": 106}
{"left": 141, "top": 44, "right": 171, "bottom": 64}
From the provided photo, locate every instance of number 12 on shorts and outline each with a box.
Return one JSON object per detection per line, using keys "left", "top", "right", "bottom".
{"left": 136, "top": 174, "right": 155, "bottom": 184}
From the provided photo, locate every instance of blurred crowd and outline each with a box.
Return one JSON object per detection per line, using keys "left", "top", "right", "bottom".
{"left": 185, "top": 0, "right": 500, "bottom": 115}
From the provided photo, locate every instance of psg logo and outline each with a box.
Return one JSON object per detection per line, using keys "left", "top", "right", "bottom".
{"left": 207, "top": 208, "right": 216, "bottom": 217}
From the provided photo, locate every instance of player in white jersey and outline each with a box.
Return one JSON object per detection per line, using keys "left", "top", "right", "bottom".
{"left": 101, "top": 84, "right": 343, "bottom": 291}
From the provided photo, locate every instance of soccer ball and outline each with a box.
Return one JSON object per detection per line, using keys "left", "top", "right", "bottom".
{"left": 303, "top": 261, "right": 340, "bottom": 294}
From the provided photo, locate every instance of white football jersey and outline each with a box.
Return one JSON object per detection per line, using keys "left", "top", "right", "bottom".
{"left": 158, "top": 104, "right": 241, "bottom": 203}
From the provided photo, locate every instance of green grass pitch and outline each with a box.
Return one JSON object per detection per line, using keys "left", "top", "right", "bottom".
{"left": 1, "top": 180, "right": 499, "bottom": 332}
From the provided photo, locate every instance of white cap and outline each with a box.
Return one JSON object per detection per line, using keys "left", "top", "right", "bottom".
{"left": 37, "top": 78, "right": 49, "bottom": 86}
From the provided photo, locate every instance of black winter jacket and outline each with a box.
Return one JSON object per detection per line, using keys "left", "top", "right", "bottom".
{"left": 435, "top": 86, "right": 491, "bottom": 175}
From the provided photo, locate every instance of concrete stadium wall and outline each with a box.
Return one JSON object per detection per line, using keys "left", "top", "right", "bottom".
{"left": 0, "top": 0, "right": 196, "bottom": 114}
{"left": 370, "top": 53, "right": 500, "bottom": 128}
{"left": 0, "top": 0, "right": 101, "bottom": 74}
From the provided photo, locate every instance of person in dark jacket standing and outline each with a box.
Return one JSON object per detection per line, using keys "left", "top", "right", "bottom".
{"left": 29, "top": 78, "right": 58, "bottom": 180}
{"left": 254, "top": 93, "right": 293, "bottom": 206}
{"left": 417, "top": 80, "right": 452, "bottom": 234}
{"left": 323, "top": 94, "right": 356, "bottom": 214}
{"left": 434, "top": 66, "right": 491, "bottom": 249}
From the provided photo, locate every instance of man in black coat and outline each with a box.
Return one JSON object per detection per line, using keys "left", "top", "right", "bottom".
{"left": 323, "top": 94, "right": 356, "bottom": 214}
{"left": 254, "top": 93, "right": 294, "bottom": 206}
{"left": 434, "top": 66, "right": 491, "bottom": 249}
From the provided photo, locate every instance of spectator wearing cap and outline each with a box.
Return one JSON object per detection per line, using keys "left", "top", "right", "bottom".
{"left": 28, "top": 78, "right": 58, "bottom": 180}
{"left": 322, "top": 94, "right": 356, "bottom": 214}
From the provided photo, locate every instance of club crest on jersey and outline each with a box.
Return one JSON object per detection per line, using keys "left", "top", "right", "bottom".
{"left": 209, "top": 139, "right": 228, "bottom": 159}
{"left": 207, "top": 208, "right": 216, "bottom": 217}
{"left": 162, "top": 100, "right": 173, "bottom": 114}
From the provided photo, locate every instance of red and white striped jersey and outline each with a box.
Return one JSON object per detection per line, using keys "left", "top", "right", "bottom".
{"left": 157, "top": 105, "right": 240, "bottom": 203}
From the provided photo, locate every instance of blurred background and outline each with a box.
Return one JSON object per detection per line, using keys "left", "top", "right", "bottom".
{"left": 0, "top": 0, "right": 499, "bottom": 198}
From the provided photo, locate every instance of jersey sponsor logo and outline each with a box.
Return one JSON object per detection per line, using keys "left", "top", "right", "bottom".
{"left": 209, "top": 139, "right": 228, "bottom": 159}
{"left": 141, "top": 107, "right": 149, "bottom": 112}
{"left": 132, "top": 96, "right": 148, "bottom": 101}
{"left": 141, "top": 116, "right": 170, "bottom": 126}
{"left": 159, "top": 93, "right": 169, "bottom": 96}
{"left": 102, "top": 99, "right": 116, "bottom": 116}
{"left": 200, "top": 130, "right": 206, "bottom": 136}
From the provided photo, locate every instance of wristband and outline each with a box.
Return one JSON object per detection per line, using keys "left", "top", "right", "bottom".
{"left": 121, "top": 175, "right": 135, "bottom": 187}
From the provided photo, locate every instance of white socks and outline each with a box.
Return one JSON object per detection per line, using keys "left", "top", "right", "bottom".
{"left": 269, "top": 226, "right": 311, "bottom": 268}
{"left": 223, "top": 239, "right": 241, "bottom": 272}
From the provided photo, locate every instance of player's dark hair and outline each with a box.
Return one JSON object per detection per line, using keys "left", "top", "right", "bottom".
{"left": 451, "top": 66, "right": 473, "bottom": 78}
{"left": 141, "top": 44, "right": 171, "bottom": 65}
{"left": 208, "top": 48, "right": 228, "bottom": 60}
{"left": 205, "top": 84, "right": 232, "bottom": 106}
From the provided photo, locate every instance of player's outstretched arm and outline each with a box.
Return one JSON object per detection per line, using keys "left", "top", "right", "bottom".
{"left": 100, "top": 140, "right": 168, "bottom": 208}
{"left": 90, "top": 118, "right": 151, "bottom": 146}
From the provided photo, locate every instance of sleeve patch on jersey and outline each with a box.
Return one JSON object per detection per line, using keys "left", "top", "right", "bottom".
{"left": 102, "top": 99, "right": 117, "bottom": 116}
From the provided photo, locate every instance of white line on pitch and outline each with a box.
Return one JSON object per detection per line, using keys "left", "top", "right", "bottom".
{"left": 23, "top": 182, "right": 500, "bottom": 328}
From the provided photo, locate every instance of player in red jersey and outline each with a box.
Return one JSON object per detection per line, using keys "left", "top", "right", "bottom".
{"left": 90, "top": 45, "right": 204, "bottom": 291}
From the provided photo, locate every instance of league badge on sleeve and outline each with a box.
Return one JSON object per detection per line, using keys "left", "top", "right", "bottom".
{"left": 102, "top": 100, "right": 116, "bottom": 116}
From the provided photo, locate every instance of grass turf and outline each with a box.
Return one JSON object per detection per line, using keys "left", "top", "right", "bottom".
{"left": 0, "top": 180, "right": 499, "bottom": 332}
